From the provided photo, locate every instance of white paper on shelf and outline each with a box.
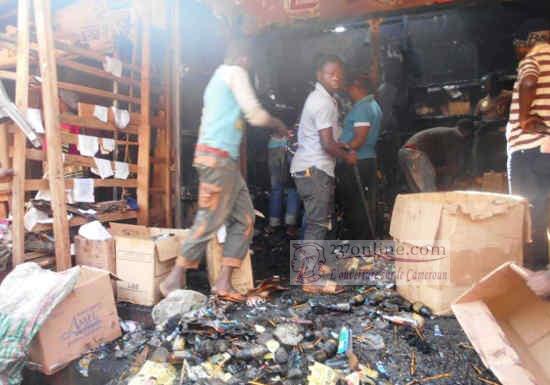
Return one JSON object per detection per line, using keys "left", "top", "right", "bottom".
{"left": 72, "top": 178, "right": 95, "bottom": 203}
{"left": 77, "top": 134, "right": 99, "bottom": 157}
{"left": 91, "top": 157, "right": 114, "bottom": 179}
{"left": 26, "top": 108, "right": 45, "bottom": 134}
{"left": 93, "top": 105, "right": 108, "bottom": 123}
{"left": 114, "top": 161, "right": 130, "bottom": 179}
{"left": 112, "top": 106, "right": 130, "bottom": 129}
{"left": 78, "top": 220, "right": 112, "bottom": 241}
{"left": 24, "top": 207, "right": 49, "bottom": 231}
{"left": 103, "top": 56, "right": 123, "bottom": 78}
{"left": 101, "top": 138, "right": 115, "bottom": 154}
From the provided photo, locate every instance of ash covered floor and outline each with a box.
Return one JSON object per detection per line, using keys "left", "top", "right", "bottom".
{"left": 21, "top": 230, "right": 501, "bottom": 385}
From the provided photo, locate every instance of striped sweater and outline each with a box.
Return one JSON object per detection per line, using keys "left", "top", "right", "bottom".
{"left": 506, "top": 43, "right": 550, "bottom": 155}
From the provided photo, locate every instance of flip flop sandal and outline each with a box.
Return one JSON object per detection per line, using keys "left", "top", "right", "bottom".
{"left": 212, "top": 291, "right": 247, "bottom": 303}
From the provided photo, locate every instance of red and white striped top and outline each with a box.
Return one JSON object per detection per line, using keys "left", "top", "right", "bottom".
{"left": 506, "top": 43, "right": 550, "bottom": 155}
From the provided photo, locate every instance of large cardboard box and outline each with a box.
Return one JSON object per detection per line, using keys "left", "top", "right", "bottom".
{"left": 28, "top": 267, "right": 121, "bottom": 375}
{"left": 390, "top": 191, "right": 530, "bottom": 315}
{"left": 110, "top": 223, "right": 190, "bottom": 306}
{"left": 452, "top": 263, "right": 550, "bottom": 385}
{"left": 206, "top": 238, "right": 254, "bottom": 295}
{"left": 74, "top": 235, "right": 116, "bottom": 274}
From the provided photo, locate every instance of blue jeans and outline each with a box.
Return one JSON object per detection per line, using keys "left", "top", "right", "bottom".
{"left": 268, "top": 147, "right": 300, "bottom": 227}
{"left": 508, "top": 147, "right": 550, "bottom": 266}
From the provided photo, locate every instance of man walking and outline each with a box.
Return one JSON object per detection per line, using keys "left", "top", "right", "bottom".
{"left": 161, "top": 40, "right": 288, "bottom": 299}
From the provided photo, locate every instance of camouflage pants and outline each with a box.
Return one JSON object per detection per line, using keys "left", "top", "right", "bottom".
{"left": 177, "top": 151, "right": 255, "bottom": 269}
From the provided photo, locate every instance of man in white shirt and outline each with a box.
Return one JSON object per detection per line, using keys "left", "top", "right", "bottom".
{"left": 291, "top": 55, "right": 357, "bottom": 240}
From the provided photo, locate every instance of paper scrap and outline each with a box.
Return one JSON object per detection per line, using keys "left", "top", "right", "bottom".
{"left": 24, "top": 207, "right": 49, "bottom": 231}
{"left": 77, "top": 134, "right": 99, "bottom": 157}
{"left": 112, "top": 106, "right": 130, "bottom": 129}
{"left": 101, "top": 138, "right": 115, "bottom": 154}
{"left": 114, "top": 161, "right": 130, "bottom": 179}
{"left": 103, "top": 56, "right": 123, "bottom": 78}
{"left": 78, "top": 220, "right": 112, "bottom": 241}
{"left": 307, "top": 362, "right": 340, "bottom": 385}
{"left": 26, "top": 108, "right": 45, "bottom": 134}
{"left": 78, "top": 208, "right": 97, "bottom": 215}
{"left": 72, "top": 178, "right": 95, "bottom": 203}
{"left": 93, "top": 105, "right": 108, "bottom": 123}
{"left": 92, "top": 157, "right": 114, "bottom": 179}
{"left": 216, "top": 225, "right": 227, "bottom": 244}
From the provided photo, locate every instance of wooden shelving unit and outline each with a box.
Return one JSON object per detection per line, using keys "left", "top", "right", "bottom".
{"left": 0, "top": 0, "right": 174, "bottom": 271}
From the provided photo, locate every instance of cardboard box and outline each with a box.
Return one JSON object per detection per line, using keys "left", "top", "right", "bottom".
{"left": 28, "top": 267, "right": 121, "bottom": 375}
{"left": 452, "top": 263, "right": 550, "bottom": 385}
{"left": 390, "top": 191, "right": 530, "bottom": 315}
{"left": 110, "top": 223, "right": 189, "bottom": 306}
{"left": 74, "top": 235, "right": 116, "bottom": 274}
{"left": 206, "top": 238, "right": 254, "bottom": 295}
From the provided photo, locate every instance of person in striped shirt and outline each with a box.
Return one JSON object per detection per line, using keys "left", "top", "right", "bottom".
{"left": 507, "top": 29, "right": 550, "bottom": 269}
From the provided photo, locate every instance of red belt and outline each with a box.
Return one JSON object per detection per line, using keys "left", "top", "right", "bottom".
{"left": 195, "top": 144, "right": 230, "bottom": 158}
{"left": 403, "top": 144, "right": 417, "bottom": 150}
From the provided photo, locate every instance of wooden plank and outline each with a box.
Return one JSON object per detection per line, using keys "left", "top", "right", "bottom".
{"left": 172, "top": 0, "right": 182, "bottom": 228}
{"left": 0, "top": 123, "right": 8, "bottom": 168}
{"left": 0, "top": 56, "right": 17, "bottom": 69}
{"left": 22, "top": 147, "right": 138, "bottom": 173}
{"left": 52, "top": 37, "right": 141, "bottom": 74}
{"left": 0, "top": 70, "right": 16, "bottom": 80}
{"left": 137, "top": 6, "right": 152, "bottom": 225}
{"left": 163, "top": 54, "right": 172, "bottom": 227}
{"left": 25, "top": 178, "right": 138, "bottom": 191}
{"left": 11, "top": 0, "right": 30, "bottom": 267}
{"left": 59, "top": 131, "right": 138, "bottom": 147}
{"left": 33, "top": 210, "right": 137, "bottom": 232}
{"left": 60, "top": 114, "right": 139, "bottom": 135}
{"left": 57, "top": 58, "right": 140, "bottom": 88}
{"left": 78, "top": 102, "right": 141, "bottom": 127}
{"left": 0, "top": 123, "right": 12, "bottom": 192}
{"left": 33, "top": 0, "right": 71, "bottom": 270}
{"left": 58, "top": 80, "right": 141, "bottom": 105}
{"left": 0, "top": 33, "right": 139, "bottom": 87}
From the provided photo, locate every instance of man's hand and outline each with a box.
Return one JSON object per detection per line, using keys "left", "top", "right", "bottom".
{"left": 527, "top": 270, "right": 550, "bottom": 298}
{"left": 344, "top": 151, "right": 358, "bottom": 166}
{"left": 522, "top": 115, "right": 544, "bottom": 133}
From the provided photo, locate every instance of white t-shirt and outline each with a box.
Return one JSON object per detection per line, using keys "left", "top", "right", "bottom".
{"left": 291, "top": 82, "right": 340, "bottom": 177}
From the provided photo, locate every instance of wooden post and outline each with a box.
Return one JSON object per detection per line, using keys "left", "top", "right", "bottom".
{"left": 137, "top": 3, "right": 152, "bottom": 225}
{"left": 368, "top": 18, "right": 382, "bottom": 88}
{"left": 33, "top": 0, "right": 71, "bottom": 270}
{"left": 163, "top": 52, "right": 172, "bottom": 228}
{"left": 172, "top": 0, "right": 183, "bottom": 228}
{"left": 11, "top": 0, "right": 30, "bottom": 266}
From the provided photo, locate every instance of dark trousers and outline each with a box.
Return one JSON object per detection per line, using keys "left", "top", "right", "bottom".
{"left": 294, "top": 167, "right": 335, "bottom": 240}
{"left": 337, "top": 158, "right": 377, "bottom": 240}
{"left": 508, "top": 147, "right": 550, "bottom": 267}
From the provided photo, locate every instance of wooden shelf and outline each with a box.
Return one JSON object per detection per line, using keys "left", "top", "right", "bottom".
{"left": 33, "top": 210, "right": 137, "bottom": 232}
{"left": 25, "top": 178, "right": 138, "bottom": 191}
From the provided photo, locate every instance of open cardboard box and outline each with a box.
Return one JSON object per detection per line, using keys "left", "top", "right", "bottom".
{"left": 110, "top": 223, "right": 190, "bottom": 306}
{"left": 28, "top": 266, "right": 121, "bottom": 375}
{"left": 390, "top": 191, "right": 530, "bottom": 315}
{"left": 452, "top": 262, "right": 550, "bottom": 385}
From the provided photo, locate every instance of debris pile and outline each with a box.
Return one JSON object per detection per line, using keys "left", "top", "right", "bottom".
{"left": 67, "top": 273, "right": 501, "bottom": 385}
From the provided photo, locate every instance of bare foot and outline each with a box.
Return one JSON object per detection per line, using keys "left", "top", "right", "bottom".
{"left": 160, "top": 266, "right": 186, "bottom": 297}
{"left": 211, "top": 266, "right": 239, "bottom": 295}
